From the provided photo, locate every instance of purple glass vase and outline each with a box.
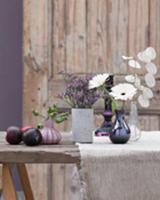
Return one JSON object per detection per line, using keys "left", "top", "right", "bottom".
{"left": 41, "top": 119, "right": 62, "bottom": 144}
{"left": 95, "top": 75, "right": 114, "bottom": 136}
{"left": 95, "top": 111, "right": 113, "bottom": 136}
{"left": 109, "top": 109, "right": 130, "bottom": 144}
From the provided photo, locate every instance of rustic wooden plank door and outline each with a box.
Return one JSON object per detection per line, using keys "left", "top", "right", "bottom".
{"left": 23, "top": 0, "right": 160, "bottom": 199}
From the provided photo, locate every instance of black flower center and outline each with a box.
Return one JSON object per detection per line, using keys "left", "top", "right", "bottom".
{"left": 121, "top": 93, "right": 126, "bottom": 96}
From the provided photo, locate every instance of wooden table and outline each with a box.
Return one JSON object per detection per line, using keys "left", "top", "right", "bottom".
{"left": 0, "top": 133, "right": 80, "bottom": 200}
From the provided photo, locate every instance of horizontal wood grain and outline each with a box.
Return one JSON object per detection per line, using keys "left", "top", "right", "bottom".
{"left": 0, "top": 133, "right": 80, "bottom": 164}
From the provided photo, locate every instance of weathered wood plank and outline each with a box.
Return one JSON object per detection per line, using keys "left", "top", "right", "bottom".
{"left": 2, "top": 164, "right": 17, "bottom": 200}
{"left": 106, "top": 0, "right": 129, "bottom": 74}
{"left": 86, "top": 0, "right": 112, "bottom": 73}
{"left": 128, "top": 0, "right": 149, "bottom": 55}
{"left": 51, "top": 164, "right": 80, "bottom": 200}
{"left": 86, "top": 0, "right": 99, "bottom": 72}
{"left": 128, "top": 0, "right": 149, "bottom": 75}
{"left": 66, "top": 0, "right": 86, "bottom": 73}
{"left": 17, "top": 164, "right": 35, "bottom": 200}
{"left": 149, "top": 0, "right": 160, "bottom": 72}
{"left": 0, "top": 133, "right": 80, "bottom": 164}
{"left": 139, "top": 116, "right": 159, "bottom": 131}
{"left": 52, "top": 0, "right": 66, "bottom": 75}
{"left": 51, "top": 164, "right": 66, "bottom": 200}
{"left": 0, "top": 146, "right": 80, "bottom": 164}
{"left": 26, "top": 164, "right": 49, "bottom": 200}
{"left": 23, "top": 0, "right": 51, "bottom": 126}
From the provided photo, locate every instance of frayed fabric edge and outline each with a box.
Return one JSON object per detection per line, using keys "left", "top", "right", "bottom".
{"left": 71, "top": 160, "right": 90, "bottom": 200}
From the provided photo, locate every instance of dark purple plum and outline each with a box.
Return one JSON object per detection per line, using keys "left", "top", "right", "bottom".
{"left": 6, "top": 126, "right": 22, "bottom": 145}
{"left": 22, "top": 128, "right": 42, "bottom": 146}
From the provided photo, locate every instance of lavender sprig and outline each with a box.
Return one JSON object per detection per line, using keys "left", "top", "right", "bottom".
{"left": 58, "top": 73, "right": 100, "bottom": 108}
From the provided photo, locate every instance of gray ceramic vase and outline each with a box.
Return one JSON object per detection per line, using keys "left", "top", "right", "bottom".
{"left": 72, "top": 108, "right": 94, "bottom": 143}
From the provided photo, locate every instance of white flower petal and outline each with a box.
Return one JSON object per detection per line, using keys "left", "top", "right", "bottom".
{"left": 137, "top": 52, "right": 151, "bottom": 63}
{"left": 88, "top": 73, "right": 109, "bottom": 89}
{"left": 125, "top": 75, "right": 135, "bottom": 83}
{"left": 110, "top": 83, "right": 137, "bottom": 101}
{"left": 128, "top": 60, "right": 141, "bottom": 69}
{"left": 122, "top": 55, "right": 133, "bottom": 60}
{"left": 145, "top": 47, "right": 156, "bottom": 60}
{"left": 138, "top": 95, "right": 150, "bottom": 108}
{"left": 142, "top": 87, "right": 153, "bottom": 99}
{"left": 145, "top": 73, "right": 156, "bottom": 88}
{"left": 145, "top": 62, "right": 157, "bottom": 75}
{"left": 88, "top": 82, "right": 98, "bottom": 89}
{"left": 138, "top": 47, "right": 156, "bottom": 63}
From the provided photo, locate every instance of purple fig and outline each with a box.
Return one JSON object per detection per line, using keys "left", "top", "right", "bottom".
{"left": 6, "top": 126, "right": 22, "bottom": 145}
{"left": 22, "top": 128, "right": 42, "bottom": 146}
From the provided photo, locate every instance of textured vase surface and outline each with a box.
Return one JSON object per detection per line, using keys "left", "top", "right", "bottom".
{"left": 72, "top": 108, "right": 94, "bottom": 143}
{"left": 41, "top": 119, "right": 62, "bottom": 144}
{"left": 109, "top": 109, "right": 130, "bottom": 144}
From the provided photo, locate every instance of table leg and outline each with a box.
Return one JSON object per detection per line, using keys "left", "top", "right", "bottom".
{"left": 17, "top": 164, "right": 35, "bottom": 200}
{"left": 2, "top": 164, "right": 17, "bottom": 200}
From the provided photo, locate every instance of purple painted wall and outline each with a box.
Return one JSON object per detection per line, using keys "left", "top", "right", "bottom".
{"left": 0, "top": 0, "right": 22, "bottom": 130}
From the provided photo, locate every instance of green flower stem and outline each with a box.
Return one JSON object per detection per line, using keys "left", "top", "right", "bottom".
{"left": 62, "top": 96, "right": 74, "bottom": 107}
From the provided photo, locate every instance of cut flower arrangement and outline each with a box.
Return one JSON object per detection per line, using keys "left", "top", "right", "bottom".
{"left": 58, "top": 73, "right": 101, "bottom": 108}
{"left": 58, "top": 46, "right": 157, "bottom": 144}
{"left": 88, "top": 47, "right": 157, "bottom": 110}
{"left": 123, "top": 47, "right": 157, "bottom": 108}
{"left": 88, "top": 47, "right": 157, "bottom": 143}
{"left": 18, "top": 47, "right": 156, "bottom": 145}
{"left": 58, "top": 73, "right": 103, "bottom": 143}
{"left": 5, "top": 47, "right": 157, "bottom": 145}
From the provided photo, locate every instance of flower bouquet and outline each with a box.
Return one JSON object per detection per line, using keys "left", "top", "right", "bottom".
{"left": 122, "top": 47, "right": 157, "bottom": 141}
{"left": 89, "top": 74, "right": 114, "bottom": 136}
{"left": 109, "top": 83, "right": 137, "bottom": 143}
{"left": 59, "top": 73, "right": 101, "bottom": 143}
{"left": 88, "top": 47, "right": 157, "bottom": 143}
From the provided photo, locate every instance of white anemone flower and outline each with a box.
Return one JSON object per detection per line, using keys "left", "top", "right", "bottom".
{"left": 125, "top": 75, "right": 135, "bottom": 83}
{"left": 138, "top": 47, "right": 156, "bottom": 63}
{"left": 88, "top": 73, "right": 109, "bottom": 89}
{"left": 128, "top": 59, "right": 141, "bottom": 69}
{"left": 110, "top": 83, "right": 137, "bottom": 101}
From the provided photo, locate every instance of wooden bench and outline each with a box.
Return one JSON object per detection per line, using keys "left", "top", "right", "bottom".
{"left": 0, "top": 132, "right": 80, "bottom": 200}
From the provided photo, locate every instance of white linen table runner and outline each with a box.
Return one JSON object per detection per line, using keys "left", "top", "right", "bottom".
{"left": 77, "top": 132, "right": 160, "bottom": 200}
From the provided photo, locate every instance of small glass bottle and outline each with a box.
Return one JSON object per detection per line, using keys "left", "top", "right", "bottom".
{"left": 128, "top": 101, "right": 141, "bottom": 141}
